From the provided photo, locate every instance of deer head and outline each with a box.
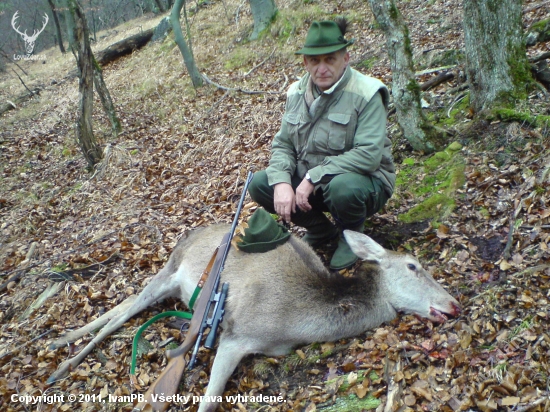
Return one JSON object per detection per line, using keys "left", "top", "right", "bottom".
{"left": 12, "top": 11, "right": 49, "bottom": 55}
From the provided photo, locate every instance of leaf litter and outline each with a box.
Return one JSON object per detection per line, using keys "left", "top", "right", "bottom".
{"left": 1, "top": 0, "right": 550, "bottom": 411}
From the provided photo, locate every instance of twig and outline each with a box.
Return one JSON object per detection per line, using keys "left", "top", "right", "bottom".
{"left": 0, "top": 49, "right": 28, "bottom": 76}
{"left": 12, "top": 68, "right": 36, "bottom": 96}
{"left": 523, "top": 0, "right": 550, "bottom": 14}
{"left": 514, "top": 395, "right": 549, "bottom": 412}
{"left": 513, "top": 264, "right": 550, "bottom": 277}
{"left": 383, "top": 356, "right": 403, "bottom": 412}
{"left": 415, "top": 65, "right": 457, "bottom": 76}
{"left": 447, "top": 93, "right": 467, "bottom": 118}
{"left": 279, "top": 73, "right": 289, "bottom": 93}
{"left": 204, "top": 89, "right": 231, "bottom": 118}
{"left": 244, "top": 48, "right": 276, "bottom": 77}
{"left": 531, "top": 51, "right": 550, "bottom": 63}
{"left": 234, "top": 0, "right": 247, "bottom": 26}
{"left": 0, "top": 329, "right": 53, "bottom": 359}
{"left": 0, "top": 223, "right": 143, "bottom": 290}
{"left": 502, "top": 212, "right": 515, "bottom": 259}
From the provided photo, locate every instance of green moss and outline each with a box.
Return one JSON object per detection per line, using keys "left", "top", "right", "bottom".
{"left": 406, "top": 79, "right": 421, "bottom": 95}
{"left": 429, "top": 93, "right": 470, "bottom": 128}
{"left": 396, "top": 142, "right": 465, "bottom": 224}
{"left": 493, "top": 109, "right": 550, "bottom": 128}
{"left": 319, "top": 394, "right": 381, "bottom": 411}
{"left": 389, "top": 3, "right": 400, "bottom": 20}
{"left": 357, "top": 56, "right": 378, "bottom": 71}
{"left": 224, "top": 46, "right": 258, "bottom": 70}
{"left": 531, "top": 18, "right": 550, "bottom": 32}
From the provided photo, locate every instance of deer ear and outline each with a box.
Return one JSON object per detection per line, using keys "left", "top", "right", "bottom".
{"left": 343, "top": 231, "right": 386, "bottom": 262}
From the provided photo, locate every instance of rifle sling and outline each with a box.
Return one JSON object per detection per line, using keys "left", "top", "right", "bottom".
{"left": 188, "top": 246, "right": 219, "bottom": 311}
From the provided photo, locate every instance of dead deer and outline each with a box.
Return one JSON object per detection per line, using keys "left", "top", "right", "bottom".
{"left": 47, "top": 225, "right": 461, "bottom": 412}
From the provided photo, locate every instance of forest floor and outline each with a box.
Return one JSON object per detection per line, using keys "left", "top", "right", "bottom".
{"left": 1, "top": 0, "right": 550, "bottom": 411}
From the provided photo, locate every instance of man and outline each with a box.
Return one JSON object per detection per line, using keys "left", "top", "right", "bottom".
{"left": 249, "top": 19, "right": 395, "bottom": 270}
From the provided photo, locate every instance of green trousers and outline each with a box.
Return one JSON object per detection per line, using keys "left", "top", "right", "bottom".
{"left": 248, "top": 170, "right": 389, "bottom": 228}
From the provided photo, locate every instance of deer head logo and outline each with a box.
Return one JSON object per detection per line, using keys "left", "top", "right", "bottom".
{"left": 11, "top": 11, "right": 49, "bottom": 55}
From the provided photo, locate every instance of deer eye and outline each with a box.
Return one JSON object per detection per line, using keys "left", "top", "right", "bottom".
{"left": 407, "top": 263, "right": 417, "bottom": 271}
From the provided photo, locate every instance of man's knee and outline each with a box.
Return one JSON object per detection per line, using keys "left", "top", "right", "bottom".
{"left": 248, "top": 170, "right": 274, "bottom": 211}
{"left": 326, "top": 174, "right": 375, "bottom": 203}
{"left": 324, "top": 173, "right": 386, "bottom": 218}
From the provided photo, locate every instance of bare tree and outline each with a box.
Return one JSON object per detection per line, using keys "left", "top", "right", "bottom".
{"left": 46, "top": 0, "right": 66, "bottom": 53}
{"left": 367, "top": 0, "right": 440, "bottom": 153}
{"left": 170, "top": 0, "right": 203, "bottom": 88}
{"left": 65, "top": 0, "right": 102, "bottom": 169}
{"left": 463, "top": 0, "right": 532, "bottom": 114}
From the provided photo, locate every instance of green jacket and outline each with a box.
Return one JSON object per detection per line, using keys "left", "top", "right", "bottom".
{"left": 266, "top": 67, "right": 396, "bottom": 196}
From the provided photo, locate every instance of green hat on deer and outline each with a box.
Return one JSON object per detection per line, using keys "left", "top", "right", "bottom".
{"left": 237, "top": 208, "right": 290, "bottom": 253}
{"left": 295, "top": 20, "right": 355, "bottom": 56}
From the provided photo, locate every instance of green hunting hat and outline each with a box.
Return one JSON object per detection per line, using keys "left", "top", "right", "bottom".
{"left": 295, "top": 21, "right": 354, "bottom": 55}
{"left": 237, "top": 208, "right": 290, "bottom": 253}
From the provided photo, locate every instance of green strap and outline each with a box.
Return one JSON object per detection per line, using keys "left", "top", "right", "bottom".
{"left": 130, "top": 311, "right": 192, "bottom": 375}
{"left": 188, "top": 285, "right": 202, "bottom": 311}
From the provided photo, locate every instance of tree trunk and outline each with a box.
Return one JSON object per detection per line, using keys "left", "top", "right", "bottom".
{"left": 249, "top": 0, "right": 277, "bottom": 40}
{"left": 67, "top": 0, "right": 103, "bottom": 169}
{"left": 367, "top": 0, "right": 439, "bottom": 153}
{"left": 154, "top": 0, "right": 166, "bottom": 12}
{"left": 170, "top": 0, "right": 203, "bottom": 88}
{"left": 47, "top": 0, "right": 66, "bottom": 54}
{"left": 95, "top": 28, "right": 155, "bottom": 66}
{"left": 93, "top": 61, "right": 122, "bottom": 137}
{"left": 463, "top": 0, "right": 532, "bottom": 114}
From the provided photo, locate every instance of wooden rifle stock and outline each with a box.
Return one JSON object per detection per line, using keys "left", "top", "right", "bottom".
{"left": 134, "top": 172, "right": 253, "bottom": 411}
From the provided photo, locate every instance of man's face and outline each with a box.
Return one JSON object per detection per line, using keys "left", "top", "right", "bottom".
{"left": 303, "top": 50, "right": 350, "bottom": 91}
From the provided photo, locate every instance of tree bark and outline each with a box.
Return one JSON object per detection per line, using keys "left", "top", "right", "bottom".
{"left": 249, "top": 0, "right": 277, "bottom": 40}
{"left": 47, "top": 0, "right": 66, "bottom": 54}
{"left": 170, "top": 0, "right": 203, "bottom": 88}
{"left": 367, "top": 0, "right": 440, "bottom": 153}
{"left": 93, "top": 61, "right": 122, "bottom": 137}
{"left": 154, "top": 0, "right": 166, "bottom": 12}
{"left": 463, "top": 0, "right": 532, "bottom": 114}
{"left": 67, "top": 0, "right": 103, "bottom": 169}
{"left": 95, "top": 28, "right": 155, "bottom": 66}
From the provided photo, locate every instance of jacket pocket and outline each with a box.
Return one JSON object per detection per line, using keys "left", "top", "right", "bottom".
{"left": 283, "top": 113, "right": 301, "bottom": 130}
{"left": 327, "top": 113, "right": 351, "bottom": 151}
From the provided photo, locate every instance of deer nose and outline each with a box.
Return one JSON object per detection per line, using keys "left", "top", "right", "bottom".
{"left": 450, "top": 302, "right": 462, "bottom": 317}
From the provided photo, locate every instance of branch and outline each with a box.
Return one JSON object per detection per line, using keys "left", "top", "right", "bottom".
{"left": 11, "top": 69, "right": 35, "bottom": 96}
{"left": 420, "top": 71, "right": 455, "bottom": 91}
{"left": 244, "top": 48, "right": 276, "bottom": 77}
{"left": 523, "top": 0, "right": 550, "bottom": 13}
{"left": 530, "top": 51, "right": 550, "bottom": 63}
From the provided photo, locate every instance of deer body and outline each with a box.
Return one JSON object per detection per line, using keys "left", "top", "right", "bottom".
{"left": 47, "top": 224, "right": 460, "bottom": 412}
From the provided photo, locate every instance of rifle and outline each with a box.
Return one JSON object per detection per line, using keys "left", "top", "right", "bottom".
{"left": 133, "top": 171, "right": 254, "bottom": 411}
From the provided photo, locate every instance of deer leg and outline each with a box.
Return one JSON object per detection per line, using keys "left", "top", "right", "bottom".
{"left": 197, "top": 336, "right": 248, "bottom": 412}
{"left": 47, "top": 267, "right": 183, "bottom": 384}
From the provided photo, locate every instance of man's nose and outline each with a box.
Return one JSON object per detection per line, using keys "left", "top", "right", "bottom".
{"left": 318, "top": 63, "right": 329, "bottom": 74}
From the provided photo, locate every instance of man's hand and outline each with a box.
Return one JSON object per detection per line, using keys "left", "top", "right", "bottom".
{"left": 273, "top": 183, "right": 296, "bottom": 223}
{"left": 295, "top": 179, "right": 314, "bottom": 212}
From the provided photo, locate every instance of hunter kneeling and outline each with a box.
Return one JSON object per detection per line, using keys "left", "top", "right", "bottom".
{"left": 249, "top": 18, "right": 395, "bottom": 270}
